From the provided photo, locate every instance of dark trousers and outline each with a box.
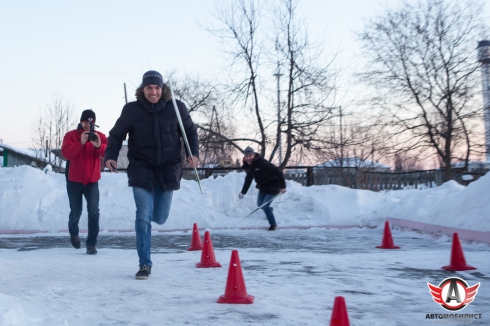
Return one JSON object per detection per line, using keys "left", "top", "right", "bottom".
{"left": 67, "top": 181, "right": 100, "bottom": 247}
{"left": 257, "top": 191, "right": 277, "bottom": 226}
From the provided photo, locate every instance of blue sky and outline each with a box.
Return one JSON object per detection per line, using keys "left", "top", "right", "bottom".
{"left": 1, "top": 0, "right": 488, "bottom": 148}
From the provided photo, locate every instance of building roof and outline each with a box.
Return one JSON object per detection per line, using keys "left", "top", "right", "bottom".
{"left": 0, "top": 143, "right": 62, "bottom": 166}
{"left": 451, "top": 161, "right": 490, "bottom": 168}
{"left": 316, "top": 157, "right": 391, "bottom": 169}
{"left": 0, "top": 143, "right": 39, "bottom": 159}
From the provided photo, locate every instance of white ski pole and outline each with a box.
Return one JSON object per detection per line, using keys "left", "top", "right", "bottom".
{"left": 168, "top": 80, "right": 203, "bottom": 194}
{"left": 235, "top": 192, "right": 282, "bottom": 227}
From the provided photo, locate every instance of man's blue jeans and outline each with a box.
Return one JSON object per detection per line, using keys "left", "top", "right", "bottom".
{"left": 66, "top": 181, "right": 100, "bottom": 247}
{"left": 257, "top": 191, "right": 277, "bottom": 226}
{"left": 133, "top": 185, "right": 173, "bottom": 267}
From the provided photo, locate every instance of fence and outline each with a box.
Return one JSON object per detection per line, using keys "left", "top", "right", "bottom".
{"left": 182, "top": 166, "right": 486, "bottom": 191}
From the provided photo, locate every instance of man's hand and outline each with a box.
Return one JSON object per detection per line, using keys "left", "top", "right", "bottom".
{"left": 280, "top": 188, "right": 287, "bottom": 194}
{"left": 187, "top": 156, "right": 199, "bottom": 168}
{"left": 105, "top": 159, "right": 118, "bottom": 173}
{"left": 90, "top": 133, "right": 101, "bottom": 148}
{"left": 238, "top": 193, "right": 244, "bottom": 199}
{"left": 81, "top": 131, "right": 89, "bottom": 146}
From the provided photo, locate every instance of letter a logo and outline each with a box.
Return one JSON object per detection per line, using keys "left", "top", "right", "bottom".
{"left": 427, "top": 277, "right": 480, "bottom": 311}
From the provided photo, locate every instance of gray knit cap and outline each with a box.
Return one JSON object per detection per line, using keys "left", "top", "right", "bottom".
{"left": 142, "top": 70, "right": 164, "bottom": 88}
{"left": 244, "top": 146, "right": 255, "bottom": 155}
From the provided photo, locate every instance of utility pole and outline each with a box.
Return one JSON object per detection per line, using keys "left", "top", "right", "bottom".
{"left": 124, "top": 83, "right": 128, "bottom": 104}
{"left": 339, "top": 106, "right": 344, "bottom": 168}
{"left": 477, "top": 40, "right": 490, "bottom": 162}
{"left": 273, "top": 62, "right": 283, "bottom": 165}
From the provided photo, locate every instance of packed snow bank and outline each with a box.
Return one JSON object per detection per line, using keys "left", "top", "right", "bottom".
{"left": 0, "top": 166, "right": 488, "bottom": 232}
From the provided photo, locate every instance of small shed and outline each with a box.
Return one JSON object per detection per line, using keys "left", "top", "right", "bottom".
{"left": 0, "top": 143, "right": 49, "bottom": 169}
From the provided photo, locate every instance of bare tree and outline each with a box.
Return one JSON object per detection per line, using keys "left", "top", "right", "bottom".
{"left": 393, "top": 152, "right": 424, "bottom": 172}
{"left": 168, "top": 73, "right": 239, "bottom": 166}
{"left": 271, "top": 0, "right": 337, "bottom": 168}
{"left": 358, "top": 0, "right": 487, "bottom": 181}
{"left": 317, "top": 106, "right": 392, "bottom": 170}
{"left": 168, "top": 73, "right": 215, "bottom": 114}
{"left": 205, "top": 0, "right": 266, "bottom": 157}
{"left": 198, "top": 105, "right": 237, "bottom": 166}
{"left": 31, "top": 94, "right": 77, "bottom": 171}
{"left": 205, "top": 0, "right": 337, "bottom": 167}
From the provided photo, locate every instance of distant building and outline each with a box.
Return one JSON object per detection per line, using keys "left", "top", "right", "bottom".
{"left": 316, "top": 157, "right": 391, "bottom": 172}
{"left": 451, "top": 161, "right": 490, "bottom": 174}
{"left": 116, "top": 144, "right": 129, "bottom": 169}
{"left": 284, "top": 167, "right": 307, "bottom": 175}
{"left": 0, "top": 143, "right": 51, "bottom": 170}
{"left": 91, "top": 142, "right": 128, "bottom": 170}
{"left": 0, "top": 142, "right": 125, "bottom": 173}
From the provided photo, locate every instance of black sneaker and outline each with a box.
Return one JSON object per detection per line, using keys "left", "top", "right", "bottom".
{"left": 86, "top": 246, "right": 97, "bottom": 255}
{"left": 268, "top": 224, "right": 277, "bottom": 231}
{"left": 135, "top": 265, "right": 151, "bottom": 280}
{"left": 70, "top": 235, "right": 81, "bottom": 249}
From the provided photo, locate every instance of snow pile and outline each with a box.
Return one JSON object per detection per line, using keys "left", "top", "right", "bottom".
{"left": 0, "top": 165, "right": 488, "bottom": 232}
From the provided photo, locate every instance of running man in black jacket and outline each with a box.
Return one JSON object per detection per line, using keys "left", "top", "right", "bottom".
{"left": 238, "top": 146, "right": 287, "bottom": 230}
{"left": 105, "top": 70, "right": 199, "bottom": 279}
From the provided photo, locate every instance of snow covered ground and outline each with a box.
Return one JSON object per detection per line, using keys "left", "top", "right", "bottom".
{"left": 0, "top": 166, "right": 489, "bottom": 325}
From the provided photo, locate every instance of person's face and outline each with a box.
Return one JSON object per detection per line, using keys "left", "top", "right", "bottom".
{"left": 143, "top": 85, "right": 162, "bottom": 104}
{"left": 244, "top": 153, "right": 255, "bottom": 165}
{"left": 81, "top": 121, "right": 92, "bottom": 132}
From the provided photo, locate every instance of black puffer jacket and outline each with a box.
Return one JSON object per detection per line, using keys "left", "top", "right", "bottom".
{"left": 241, "top": 154, "right": 286, "bottom": 195}
{"left": 105, "top": 86, "right": 198, "bottom": 191}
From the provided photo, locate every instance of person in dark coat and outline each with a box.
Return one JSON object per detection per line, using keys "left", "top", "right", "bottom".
{"left": 238, "top": 146, "right": 286, "bottom": 230}
{"left": 104, "top": 70, "right": 199, "bottom": 279}
{"left": 61, "top": 109, "right": 107, "bottom": 255}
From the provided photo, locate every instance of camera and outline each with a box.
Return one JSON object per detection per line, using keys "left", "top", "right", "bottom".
{"left": 87, "top": 118, "right": 99, "bottom": 142}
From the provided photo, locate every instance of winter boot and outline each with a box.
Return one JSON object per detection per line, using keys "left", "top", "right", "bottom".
{"left": 268, "top": 224, "right": 277, "bottom": 231}
{"left": 135, "top": 265, "right": 152, "bottom": 280}
{"left": 86, "top": 246, "right": 97, "bottom": 255}
{"left": 70, "top": 235, "right": 81, "bottom": 249}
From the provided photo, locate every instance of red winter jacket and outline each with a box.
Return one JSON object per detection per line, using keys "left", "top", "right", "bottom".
{"left": 61, "top": 128, "right": 108, "bottom": 185}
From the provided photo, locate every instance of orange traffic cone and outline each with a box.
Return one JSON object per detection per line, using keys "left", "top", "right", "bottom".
{"left": 217, "top": 250, "right": 254, "bottom": 304}
{"left": 329, "top": 296, "right": 350, "bottom": 326}
{"left": 442, "top": 233, "right": 476, "bottom": 271}
{"left": 376, "top": 221, "right": 400, "bottom": 249}
{"left": 196, "top": 231, "right": 221, "bottom": 268}
{"left": 188, "top": 223, "right": 203, "bottom": 251}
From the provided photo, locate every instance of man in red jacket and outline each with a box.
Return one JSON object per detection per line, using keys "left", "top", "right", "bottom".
{"left": 61, "top": 109, "right": 107, "bottom": 254}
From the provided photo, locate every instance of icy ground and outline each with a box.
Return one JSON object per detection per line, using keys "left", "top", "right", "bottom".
{"left": 0, "top": 165, "right": 489, "bottom": 325}
{"left": 0, "top": 228, "right": 489, "bottom": 325}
